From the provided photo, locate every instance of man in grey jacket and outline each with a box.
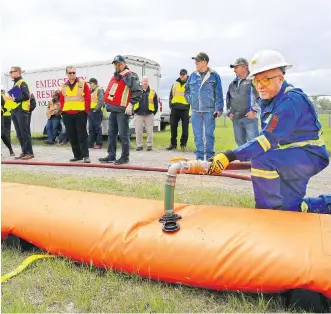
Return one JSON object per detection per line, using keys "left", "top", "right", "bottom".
{"left": 226, "top": 58, "right": 259, "bottom": 147}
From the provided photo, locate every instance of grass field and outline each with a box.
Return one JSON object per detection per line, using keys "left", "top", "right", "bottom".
{"left": 9, "top": 114, "right": 331, "bottom": 154}
{"left": 2, "top": 113, "right": 330, "bottom": 313}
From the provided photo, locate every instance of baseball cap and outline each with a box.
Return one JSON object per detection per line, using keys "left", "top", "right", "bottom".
{"left": 88, "top": 78, "right": 98, "bottom": 84}
{"left": 192, "top": 52, "right": 209, "bottom": 62}
{"left": 230, "top": 58, "right": 248, "bottom": 68}
{"left": 112, "top": 55, "right": 126, "bottom": 64}
{"left": 179, "top": 69, "right": 187, "bottom": 75}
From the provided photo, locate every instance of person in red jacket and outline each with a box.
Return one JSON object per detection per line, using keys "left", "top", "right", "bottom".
{"left": 99, "top": 55, "right": 142, "bottom": 164}
{"left": 60, "top": 65, "right": 91, "bottom": 163}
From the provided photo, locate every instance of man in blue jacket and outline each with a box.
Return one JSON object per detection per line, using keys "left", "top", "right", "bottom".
{"left": 185, "top": 52, "right": 224, "bottom": 160}
{"left": 208, "top": 50, "right": 330, "bottom": 214}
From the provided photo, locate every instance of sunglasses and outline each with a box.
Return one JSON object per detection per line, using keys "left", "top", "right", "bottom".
{"left": 67, "top": 72, "right": 76, "bottom": 75}
{"left": 252, "top": 75, "right": 281, "bottom": 87}
{"left": 9, "top": 70, "right": 18, "bottom": 74}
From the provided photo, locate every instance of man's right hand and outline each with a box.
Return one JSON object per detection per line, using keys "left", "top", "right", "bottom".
{"left": 125, "top": 103, "right": 133, "bottom": 116}
{"left": 229, "top": 113, "right": 234, "bottom": 120}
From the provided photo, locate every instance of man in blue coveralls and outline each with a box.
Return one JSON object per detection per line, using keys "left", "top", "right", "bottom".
{"left": 208, "top": 50, "right": 330, "bottom": 214}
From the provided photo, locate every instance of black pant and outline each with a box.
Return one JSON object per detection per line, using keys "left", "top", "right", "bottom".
{"left": 3, "top": 115, "right": 12, "bottom": 145}
{"left": 63, "top": 112, "right": 89, "bottom": 158}
{"left": 88, "top": 110, "right": 103, "bottom": 146}
{"left": 11, "top": 108, "right": 33, "bottom": 155}
{"left": 1, "top": 115, "right": 13, "bottom": 153}
{"left": 107, "top": 112, "right": 130, "bottom": 159}
{"left": 170, "top": 108, "right": 189, "bottom": 146}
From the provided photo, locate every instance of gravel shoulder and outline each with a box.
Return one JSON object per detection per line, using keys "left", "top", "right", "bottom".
{"left": 1, "top": 144, "right": 330, "bottom": 197}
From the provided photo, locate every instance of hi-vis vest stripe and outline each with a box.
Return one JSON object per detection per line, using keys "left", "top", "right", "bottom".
{"left": 251, "top": 168, "right": 279, "bottom": 179}
{"left": 9, "top": 79, "right": 31, "bottom": 112}
{"left": 171, "top": 82, "right": 188, "bottom": 105}
{"left": 133, "top": 89, "right": 155, "bottom": 112}
{"left": 62, "top": 79, "right": 85, "bottom": 111}
{"left": 90, "top": 86, "right": 100, "bottom": 109}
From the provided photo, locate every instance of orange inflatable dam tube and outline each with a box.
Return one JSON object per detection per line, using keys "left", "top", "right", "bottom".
{"left": 2, "top": 183, "right": 331, "bottom": 298}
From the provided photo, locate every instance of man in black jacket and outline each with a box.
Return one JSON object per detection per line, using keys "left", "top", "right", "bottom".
{"left": 133, "top": 76, "right": 158, "bottom": 151}
{"left": 167, "top": 69, "right": 190, "bottom": 151}
{"left": 7, "top": 66, "right": 34, "bottom": 159}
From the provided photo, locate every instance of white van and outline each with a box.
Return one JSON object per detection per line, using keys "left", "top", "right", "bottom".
{"left": 1, "top": 55, "right": 162, "bottom": 135}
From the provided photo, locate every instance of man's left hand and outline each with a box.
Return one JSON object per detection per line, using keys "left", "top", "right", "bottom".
{"left": 208, "top": 153, "right": 230, "bottom": 175}
{"left": 213, "top": 111, "right": 221, "bottom": 118}
{"left": 246, "top": 111, "right": 257, "bottom": 119}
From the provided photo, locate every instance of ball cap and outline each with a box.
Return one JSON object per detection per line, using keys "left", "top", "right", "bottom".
{"left": 179, "top": 69, "right": 188, "bottom": 75}
{"left": 230, "top": 58, "right": 249, "bottom": 68}
{"left": 192, "top": 52, "right": 209, "bottom": 62}
{"left": 88, "top": 78, "right": 98, "bottom": 84}
{"left": 112, "top": 55, "right": 126, "bottom": 64}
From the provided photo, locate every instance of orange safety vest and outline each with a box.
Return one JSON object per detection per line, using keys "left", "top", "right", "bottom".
{"left": 104, "top": 69, "right": 132, "bottom": 107}
{"left": 61, "top": 79, "right": 86, "bottom": 111}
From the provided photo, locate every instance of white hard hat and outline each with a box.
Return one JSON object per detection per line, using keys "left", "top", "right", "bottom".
{"left": 247, "top": 50, "right": 292, "bottom": 79}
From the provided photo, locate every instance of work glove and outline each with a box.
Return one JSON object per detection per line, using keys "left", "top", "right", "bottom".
{"left": 208, "top": 153, "right": 230, "bottom": 175}
{"left": 125, "top": 103, "right": 133, "bottom": 116}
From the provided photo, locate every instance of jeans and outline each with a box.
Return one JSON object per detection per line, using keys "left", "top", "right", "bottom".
{"left": 107, "top": 112, "right": 130, "bottom": 159}
{"left": 57, "top": 120, "right": 68, "bottom": 143}
{"left": 11, "top": 107, "right": 33, "bottom": 155}
{"left": 232, "top": 117, "right": 259, "bottom": 147}
{"left": 62, "top": 112, "right": 89, "bottom": 158}
{"left": 191, "top": 111, "right": 215, "bottom": 160}
{"left": 88, "top": 110, "right": 103, "bottom": 146}
{"left": 46, "top": 116, "right": 61, "bottom": 143}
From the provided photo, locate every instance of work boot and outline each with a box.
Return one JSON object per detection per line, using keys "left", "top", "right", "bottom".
{"left": 98, "top": 156, "right": 116, "bottom": 163}
{"left": 114, "top": 157, "right": 129, "bottom": 165}
{"left": 180, "top": 145, "right": 186, "bottom": 151}
{"left": 83, "top": 157, "right": 91, "bottom": 163}
{"left": 166, "top": 144, "right": 177, "bottom": 151}
{"left": 69, "top": 157, "right": 83, "bottom": 162}
{"left": 147, "top": 146, "right": 152, "bottom": 151}
{"left": 21, "top": 154, "right": 34, "bottom": 160}
{"left": 14, "top": 153, "right": 25, "bottom": 159}
{"left": 136, "top": 147, "right": 143, "bottom": 151}
{"left": 9, "top": 151, "right": 15, "bottom": 156}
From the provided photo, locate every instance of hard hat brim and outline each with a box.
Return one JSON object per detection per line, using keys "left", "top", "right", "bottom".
{"left": 247, "top": 63, "right": 292, "bottom": 79}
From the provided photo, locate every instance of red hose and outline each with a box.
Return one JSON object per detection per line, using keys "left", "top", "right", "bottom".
{"left": 1, "top": 160, "right": 251, "bottom": 181}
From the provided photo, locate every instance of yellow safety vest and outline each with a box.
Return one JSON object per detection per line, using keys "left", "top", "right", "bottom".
{"left": 62, "top": 79, "right": 86, "bottom": 111}
{"left": 7, "top": 79, "right": 31, "bottom": 112}
{"left": 134, "top": 89, "right": 155, "bottom": 112}
{"left": 171, "top": 82, "right": 189, "bottom": 105}
{"left": 90, "top": 86, "right": 100, "bottom": 109}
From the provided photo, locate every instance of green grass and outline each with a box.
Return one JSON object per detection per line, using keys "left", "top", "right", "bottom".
{"left": 9, "top": 113, "right": 331, "bottom": 154}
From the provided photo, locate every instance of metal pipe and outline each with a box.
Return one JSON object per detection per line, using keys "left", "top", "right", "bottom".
{"left": 1, "top": 160, "right": 251, "bottom": 180}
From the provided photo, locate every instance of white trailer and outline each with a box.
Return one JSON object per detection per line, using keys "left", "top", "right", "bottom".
{"left": 1, "top": 55, "right": 162, "bottom": 135}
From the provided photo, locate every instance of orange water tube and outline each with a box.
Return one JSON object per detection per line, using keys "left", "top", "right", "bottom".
{"left": 2, "top": 182, "right": 331, "bottom": 298}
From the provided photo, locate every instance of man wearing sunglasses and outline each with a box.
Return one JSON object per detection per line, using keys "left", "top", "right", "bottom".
{"left": 60, "top": 65, "right": 91, "bottom": 163}
{"left": 7, "top": 66, "right": 34, "bottom": 160}
{"left": 208, "top": 50, "right": 330, "bottom": 214}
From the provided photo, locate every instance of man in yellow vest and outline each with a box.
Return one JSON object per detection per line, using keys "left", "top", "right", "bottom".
{"left": 1, "top": 89, "right": 15, "bottom": 156}
{"left": 166, "top": 69, "right": 190, "bottom": 151}
{"left": 133, "top": 76, "right": 158, "bottom": 151}
{"left": 60, "top": 65, "right": 91, "bottom": 163}
{"left": 7, "top": 66, "right": 34, "bottom": 160}
{"left": 87, "top": 78, "right": 104, "bottom": 149}
{"left": 1, "top": 87, "right": 14, "bottom": 149}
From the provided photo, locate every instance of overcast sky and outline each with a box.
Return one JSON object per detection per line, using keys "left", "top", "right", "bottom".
{"left": 2, "top": 0, "right": 331, "bottom": 99}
